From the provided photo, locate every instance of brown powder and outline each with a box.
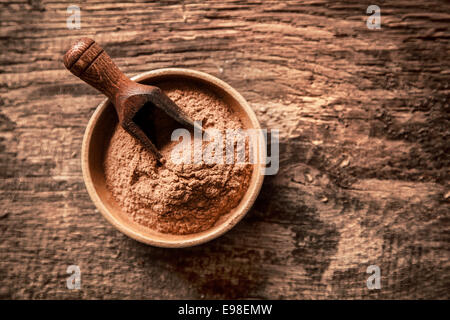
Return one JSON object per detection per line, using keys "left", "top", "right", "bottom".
{"left": 104, "top": 80, "right": 253, "bottom": 235}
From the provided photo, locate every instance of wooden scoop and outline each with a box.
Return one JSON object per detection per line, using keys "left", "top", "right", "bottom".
{"left": 63, "top": 37, "right": 202, "bottom": 161}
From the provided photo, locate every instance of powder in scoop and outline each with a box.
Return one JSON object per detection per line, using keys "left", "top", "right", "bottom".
{"left": 104, "top": 80, "right": 253, "bottom": 235}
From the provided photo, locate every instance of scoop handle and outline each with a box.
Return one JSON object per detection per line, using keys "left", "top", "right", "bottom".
{"left": 63, "top": 37, "right": 131, "bottom": 101}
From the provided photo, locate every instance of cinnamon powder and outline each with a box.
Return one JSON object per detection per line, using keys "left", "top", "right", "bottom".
{"left": 104, "top": 80, "right": 252, "bottom": 235}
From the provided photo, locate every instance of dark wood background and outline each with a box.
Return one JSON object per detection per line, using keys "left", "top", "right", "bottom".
{"left": 0, "top": 0, "right": 449, "bottom": 299}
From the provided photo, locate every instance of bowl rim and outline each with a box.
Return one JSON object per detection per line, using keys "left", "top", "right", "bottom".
{"left": 81, "top": 68, "right": 265, "bottom": 247}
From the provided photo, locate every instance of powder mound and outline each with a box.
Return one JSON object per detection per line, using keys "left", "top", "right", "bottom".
{"left": 104, "top": 81, "right": 253, "bottom": 235}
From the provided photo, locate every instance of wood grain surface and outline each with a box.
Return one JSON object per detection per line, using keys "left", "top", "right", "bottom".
{"left": 0, "top": 0, "right": 449, "bottom": 299}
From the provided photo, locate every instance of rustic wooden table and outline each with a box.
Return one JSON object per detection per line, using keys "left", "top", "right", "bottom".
{"left": 0, "top": 0, "right": 449, "bottom": 299}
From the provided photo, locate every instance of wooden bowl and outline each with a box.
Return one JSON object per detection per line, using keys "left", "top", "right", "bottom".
{"left": 81, "top": 68, "right": 265, "bottom": 247}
